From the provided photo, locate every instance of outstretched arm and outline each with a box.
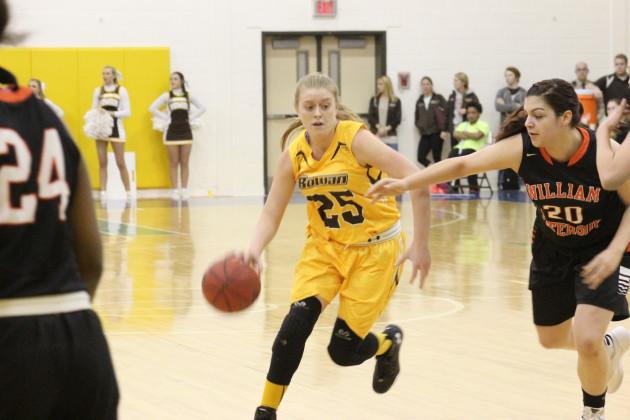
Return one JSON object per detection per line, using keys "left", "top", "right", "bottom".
{"left": 367, "top": 134, "right": 523, "bottom": 198}
{"left": 353, "top": 129, "right": 431, "bottom": 287}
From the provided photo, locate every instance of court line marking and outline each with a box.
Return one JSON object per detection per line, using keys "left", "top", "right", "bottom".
{"left": 104, "top": 296, "right": 465, "bottom": 336}
{"left": 427, "top": 208, "right": 466, "bottom": 228}
{"left": 97, "top": 219, "right": 185, "bottom": 235}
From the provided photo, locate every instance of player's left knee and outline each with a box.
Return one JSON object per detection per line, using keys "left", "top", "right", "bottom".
{"left": 327, "top": 318, "right": 377, "bottom": 366}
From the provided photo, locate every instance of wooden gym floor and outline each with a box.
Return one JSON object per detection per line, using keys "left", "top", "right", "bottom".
{"left": 93, "top": 193, "right": 630, "bottom": 420}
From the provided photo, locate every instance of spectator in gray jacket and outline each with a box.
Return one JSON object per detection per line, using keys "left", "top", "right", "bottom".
{"left": 495, "top": 66, "right": 526, "bottom": 123}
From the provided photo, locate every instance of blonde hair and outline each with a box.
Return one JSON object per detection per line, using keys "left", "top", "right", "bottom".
{"left": 377, "top": 75, "right": 397, "bottom": 101}
{"left": 454, "top": 72, "right": 469, "bottom": 89}
{"left": 281, "top": 72, "right": 363, "bottom": 149}
{"left": 103, "top": 65, "right": 121, "bottom": 84}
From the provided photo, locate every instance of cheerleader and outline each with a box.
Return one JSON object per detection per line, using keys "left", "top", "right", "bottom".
{"left": 28, "top": 78, "right": 64, "bottom": 118}
{"left": 149, "top": 72, "right": 206, "bottom": 200}
{"left": 90, "top": 66, "right": 132, "bottom": 200}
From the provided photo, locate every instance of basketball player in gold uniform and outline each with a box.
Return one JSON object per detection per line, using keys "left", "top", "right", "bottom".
{"left": 237, "top": 73, "right": 432, "bottom": 420}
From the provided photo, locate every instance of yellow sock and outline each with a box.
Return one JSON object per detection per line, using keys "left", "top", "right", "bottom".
{"left": 260, "top": 380, "right": 287, "bottom": 409}
{"left": 375, "top": 332, "right": 392, "bottom": 356}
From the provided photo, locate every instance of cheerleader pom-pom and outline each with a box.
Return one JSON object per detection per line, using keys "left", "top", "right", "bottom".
{"left": 152, "top": 116, "right": 170, "bottom": 132}
{"left": 190, "top": 118, "right": 203, "bottom": 130}
{"left": 83, "top": 109, "right": 114, "bottom": 139}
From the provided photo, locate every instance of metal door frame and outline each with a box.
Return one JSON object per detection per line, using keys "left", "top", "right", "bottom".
{"left": 261, "top": 31, "right": 387, "bottom": 194}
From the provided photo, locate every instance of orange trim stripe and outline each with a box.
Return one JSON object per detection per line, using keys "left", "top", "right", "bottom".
{"left": 0, "top": 87, "right": 32, "bottom": 103}
{"left": 567, "top": 126, "right": 590, "bottom": 167}
{"left": 538, "top": 126, "right": 590, "bottom": 166}
{"left": 539, "top": 147, "right": 553, "bottom": 165}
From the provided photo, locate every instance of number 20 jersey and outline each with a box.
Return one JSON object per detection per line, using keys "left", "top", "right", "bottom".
{"left": 518, "top": 127, "right": 626, "bottom": 249}
{"left": 288, "top": 120, "right": 399, "bottom": 245}
{"left": 0, "top": 87, "right": 83, "bottom": 298}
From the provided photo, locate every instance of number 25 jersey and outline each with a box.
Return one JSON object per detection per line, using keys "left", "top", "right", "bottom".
{"left": 288, "top": 120, "right": 399, "bottom": 245}
{"left": 518, "top": 127, "right": 626, "bottom": 249}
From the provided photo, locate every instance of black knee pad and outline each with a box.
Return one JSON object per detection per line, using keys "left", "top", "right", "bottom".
{"left": 327, "top": 318, "right": 378, "bottom": 367}
{"left": 267, "top": 296, "right": 322, "bottom": 385}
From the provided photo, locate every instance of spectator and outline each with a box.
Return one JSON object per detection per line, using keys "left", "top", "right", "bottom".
{"left": 495, "top": 66, "right": 525, "bottom": 190}
{"left": 496, "top": 66, "right": 527, "bottom": 123}
{"left": 367, "top": 75, "right": 402, "bottom": 150}
{"left": 446, "top": 72, "right": 479, "bottom": 148}
{"left": 415, "top": 76, "right": 448, "bottom": 167}
{"left": 571, "top": 61, "right": 604, "bottom": 125}
{"left": 448, "top": 102, "right": 490, "bottom": 194}
{"left": 595, "top": 53, "right": 630, "bottom": 111}
{"left": 606, "top": 98, "right": 630, "bottom": 144}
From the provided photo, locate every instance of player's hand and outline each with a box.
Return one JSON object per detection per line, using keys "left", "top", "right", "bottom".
{"left": 600, "top": 99, "right": 629, "bottom": 129}
{"left": 581, "top": 247, "right": 624, "bottom": 290}
{"left": 232, "top": 249, "right": 262, "bottom": 274}
{"left": 397, "top": 241, "right": 431, "bottom": 289}
{"left": 439, "top": 131, "right": 450, "bottom": 142}
{"left": 367, "top": 178, "right": 408, "bottom": 201}
{"left": 496, "top": 97, "right": 505, "bottom": 105}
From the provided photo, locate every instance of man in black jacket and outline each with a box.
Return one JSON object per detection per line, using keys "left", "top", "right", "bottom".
{"left": 595, "top": 54, "right": 630, "bottom": 113}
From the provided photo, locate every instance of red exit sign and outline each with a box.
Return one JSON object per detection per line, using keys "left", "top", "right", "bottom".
{"left": 314, "top": 0, "right": 336, "bottom": 17}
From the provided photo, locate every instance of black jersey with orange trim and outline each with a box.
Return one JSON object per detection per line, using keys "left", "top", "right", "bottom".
{"left": 518, "top": 127, "right": 626, "bottom": 249}
{"left": 0, "top": 84, "right": 85, "bottom": 298}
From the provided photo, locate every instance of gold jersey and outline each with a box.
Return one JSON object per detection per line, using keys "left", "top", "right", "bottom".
{"left": 288, "top": 120, "right": 399, "bottom": 245}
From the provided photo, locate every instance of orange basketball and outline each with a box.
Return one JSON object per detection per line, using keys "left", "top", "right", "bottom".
{"left": 202, "top": 255, "right": 261, "bottom": 312}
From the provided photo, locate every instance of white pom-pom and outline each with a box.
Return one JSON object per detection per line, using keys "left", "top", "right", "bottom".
{"left": 83, "top": 109, "right": 114, "bottom": 139}
{"left": 190, "top": 118, "right": 202, "bottom": 130}
{"left": 152, "top": 116, "right": 170, "bottom": 132}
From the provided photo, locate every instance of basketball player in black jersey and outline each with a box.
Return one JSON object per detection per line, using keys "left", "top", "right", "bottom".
{"left": 0, "top": 3, "right": 119, "bottom": 418}
{"left": 368, "top": 79, "right": 630, "bottom": 419}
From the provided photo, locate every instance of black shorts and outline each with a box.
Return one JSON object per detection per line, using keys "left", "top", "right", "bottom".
{"left": 530, "top": 238, "right": 630, "bottom": 326}
{"left": 0, "top": 310, "right": 119, "bottom": 419}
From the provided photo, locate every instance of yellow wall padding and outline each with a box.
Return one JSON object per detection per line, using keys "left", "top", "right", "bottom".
{"left": 0, "top": 47, "right": 171, "bottom": 189}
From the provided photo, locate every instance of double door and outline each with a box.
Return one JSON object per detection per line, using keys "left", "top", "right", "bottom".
{"left": 263, "top": 33, "right": 385, "bottom": 192}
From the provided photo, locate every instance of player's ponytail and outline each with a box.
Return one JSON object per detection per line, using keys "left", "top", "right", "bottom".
{"left": 281, "top": 72, "right": 364, "bottom": 150}
{"left": 496, "top": 78, "right": 581, "bottom": 141}
{"left": 281, "top": 119, "right": 305, "bottom": 150}
{"left": 496, "top": 106, "right": 527, "bottom": 141}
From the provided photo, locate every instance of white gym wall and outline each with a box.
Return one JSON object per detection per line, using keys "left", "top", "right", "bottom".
{"left": 10, "top": 0, "right": 630, "bottom": 196}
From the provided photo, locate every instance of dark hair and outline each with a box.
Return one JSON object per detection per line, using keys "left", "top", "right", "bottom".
{"left": 608, "top": 97, "right": 622, "bottom": 106}
{"left": 172, "top": 71, "right": 188, "bottom": 97}
{"left": 0, "top": 0, "right": 7, "bottom": 41}
{"left": 505, "top": 66, "right": 521, "bottom": 81}
{"left": 421, "top": 76, "right": 433, "bottom": 85}
{"left": 496, "top": 78, "right": 581, "bottom": 141}
{"left": 615, "top": 53, "right": 628, "bottom": 65}
{"left": 466, "top": 102, "right": 482, "bottom": 113}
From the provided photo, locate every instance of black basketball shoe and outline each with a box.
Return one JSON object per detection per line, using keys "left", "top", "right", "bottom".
{"left": 372, "top": 324, "right": 403, "bottom": 394}
{"left": 254, "top": 406, "right": 277, "bottom": 420}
